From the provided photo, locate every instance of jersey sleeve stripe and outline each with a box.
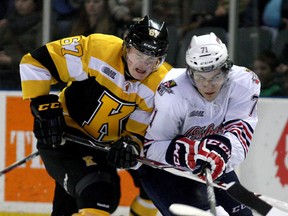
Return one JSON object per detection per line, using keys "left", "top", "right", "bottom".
{"left": 230, "top": 130, "right": 249, "bottom": 157}
{"left": 137, "top": 84, "right": 155, "bottom": 110}
{"left": 30, "top": 45, "right": 61, "bottom": 82}
{"left": 126, "top": 118, "right": 148, "bottom": 137}
{"left": 227, "top": 121, "right": 253, "bottom": 144}
{"left": 65, "top": 54, "right": 87, "bottom": 81}
{"left": 89, "top": 57, "right": 126, "bottom": 89}
{"left": 129, "top": 108, "right": 152, "bottom": 125}
{"left": 224, "top": 119, "right": 254, "bottom": 156}
{"left": 20, "top": 64, "right": 51, "bottom": 81}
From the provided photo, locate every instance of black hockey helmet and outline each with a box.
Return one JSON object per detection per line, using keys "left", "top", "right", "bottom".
{"left": 124, "top": 15, "right": 169, "bottom": 58}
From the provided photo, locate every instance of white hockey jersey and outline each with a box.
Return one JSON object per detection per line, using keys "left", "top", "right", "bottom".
{"left": 144, "top": 65, "right": 261, "bottom": 172}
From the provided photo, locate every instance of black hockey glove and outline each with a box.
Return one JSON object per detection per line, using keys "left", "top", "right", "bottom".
{"left": 30, "top": 94, "right": 66, "bottom": 148}
{"left": 107, "top": 134, "right": 142, "bottom": 169}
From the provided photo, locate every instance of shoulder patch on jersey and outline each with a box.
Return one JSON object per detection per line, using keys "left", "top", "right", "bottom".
{"left": 251, "top": 72, "right": 260, "bottom": 84}
{"left": 157, "top": 79, "right": 177, "bottom": 96}
{"left": 245, "top": 68, "right": 260, "bottom": 85}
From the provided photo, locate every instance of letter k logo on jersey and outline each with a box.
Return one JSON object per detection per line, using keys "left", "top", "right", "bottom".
{"left": 82, "top": 156, "right": 97, "bottom": 167}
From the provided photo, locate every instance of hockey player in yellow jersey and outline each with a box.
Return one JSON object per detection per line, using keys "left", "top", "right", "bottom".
{"left": 20, "top": 15, "right": 170, "bottom": 216}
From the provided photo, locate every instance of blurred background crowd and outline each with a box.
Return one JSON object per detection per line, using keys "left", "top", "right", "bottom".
{"left": 0, "top": 0, "right": 288, "bottom": 97}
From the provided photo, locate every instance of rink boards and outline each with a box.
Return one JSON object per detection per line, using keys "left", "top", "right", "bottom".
{"left": 0, "top": 91, "right": 287, "bottom": 215}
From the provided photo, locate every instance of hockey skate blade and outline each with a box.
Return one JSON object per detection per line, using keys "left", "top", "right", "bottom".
{"left": 169, "top": 203, "right": 213, "bottom": 216}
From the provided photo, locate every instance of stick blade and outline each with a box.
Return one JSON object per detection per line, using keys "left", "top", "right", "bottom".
{"left": 226, "top": 182, "right": 272, "bottom": 215}
{"left": 169, "top": 203, "right": 213, "bottom": 216}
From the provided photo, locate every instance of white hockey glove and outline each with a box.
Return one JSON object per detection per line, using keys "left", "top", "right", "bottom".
{"left": 193, "top": 135, "right": 231, "bottom": 180}
{"left": 166, "top": 135, "right": 198, "bottom": 169}
{"left": 166, "top": 135, "right": 231, "bottom": 180}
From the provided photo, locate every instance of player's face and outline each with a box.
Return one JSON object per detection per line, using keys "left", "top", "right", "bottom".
{"left": 126, "top": 47, "right": 159, "bottom": 80}
{"left": 193, "top": 69, "right": 226, "bottom": 101}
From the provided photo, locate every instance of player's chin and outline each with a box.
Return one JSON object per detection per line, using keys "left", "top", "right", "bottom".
{"left": 203, "top": 93, "right": 217, "bottom": 101}
{"left": 131, "top": 71, "right": 150, "bottom": 80}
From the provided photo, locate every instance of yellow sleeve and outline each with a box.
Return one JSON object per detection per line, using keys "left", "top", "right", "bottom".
{"left": 20, "top": 35, "right": 90, "bottom": 99}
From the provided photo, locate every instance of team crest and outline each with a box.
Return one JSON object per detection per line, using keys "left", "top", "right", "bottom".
{"left": 251, "top": 72, "right": 260, "bottom": 84}
{"left": 245, "top": 68, "right": 260, "bottom": 84}
{"left": 157, "top": 79, "right": 177, "bottom": 95}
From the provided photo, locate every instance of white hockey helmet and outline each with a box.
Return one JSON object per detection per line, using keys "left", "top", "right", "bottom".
{"left": 185, "top": 32, "right": 232, "bottom": 73}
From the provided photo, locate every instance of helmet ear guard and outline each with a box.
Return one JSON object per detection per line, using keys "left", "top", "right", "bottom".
{"left": 221, "top": 57, "right": 233, "bottom": 73}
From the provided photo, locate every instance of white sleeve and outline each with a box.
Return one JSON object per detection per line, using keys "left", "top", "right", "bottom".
{"left": 145, "top": 140, "right": 170, "bottom": 163}
{"left": 145, "top": 91, "right": 187, "bottom": 163}
{"left": 224, "top": 70, "right": 260, "bottom": 172}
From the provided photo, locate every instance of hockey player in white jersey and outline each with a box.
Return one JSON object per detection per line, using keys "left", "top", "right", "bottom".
{"left": 138, "top": 32, "right": 261, "bottom": 215}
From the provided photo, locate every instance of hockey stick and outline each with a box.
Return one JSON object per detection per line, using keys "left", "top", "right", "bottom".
{"left": 205, "top": 168, "right": 216, "bottom": 216}
{"left": 64, "top": 134, "right": 288, "bottom": 216}
{"left": 169, "top": 169, "right": 216, "bottom": 216}
{"left": 64, "top": 133, "right": 218, "bottom": 215}
{"left": 1, "top": 134, "right": 287, "bottom": 215}
{"left": 226, "top": 182, "right": 288, "bottom": 216}
{"left": 163, "top": 169, "right": 288, "bottom": 216}
{"left": 0, "top": 151, "right": 39, "bottom": 177}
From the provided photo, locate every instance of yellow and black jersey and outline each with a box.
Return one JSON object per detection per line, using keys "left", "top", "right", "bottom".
{"left": 20, "top": 33, "right": 170, "bottom": 142}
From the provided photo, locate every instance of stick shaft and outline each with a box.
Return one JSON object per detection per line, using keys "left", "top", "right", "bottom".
{"left": 0, "top": 151, "right": 39, "bottom": 176}
{"left": 205, "top": 168, "right": 217, "bottom": 215}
